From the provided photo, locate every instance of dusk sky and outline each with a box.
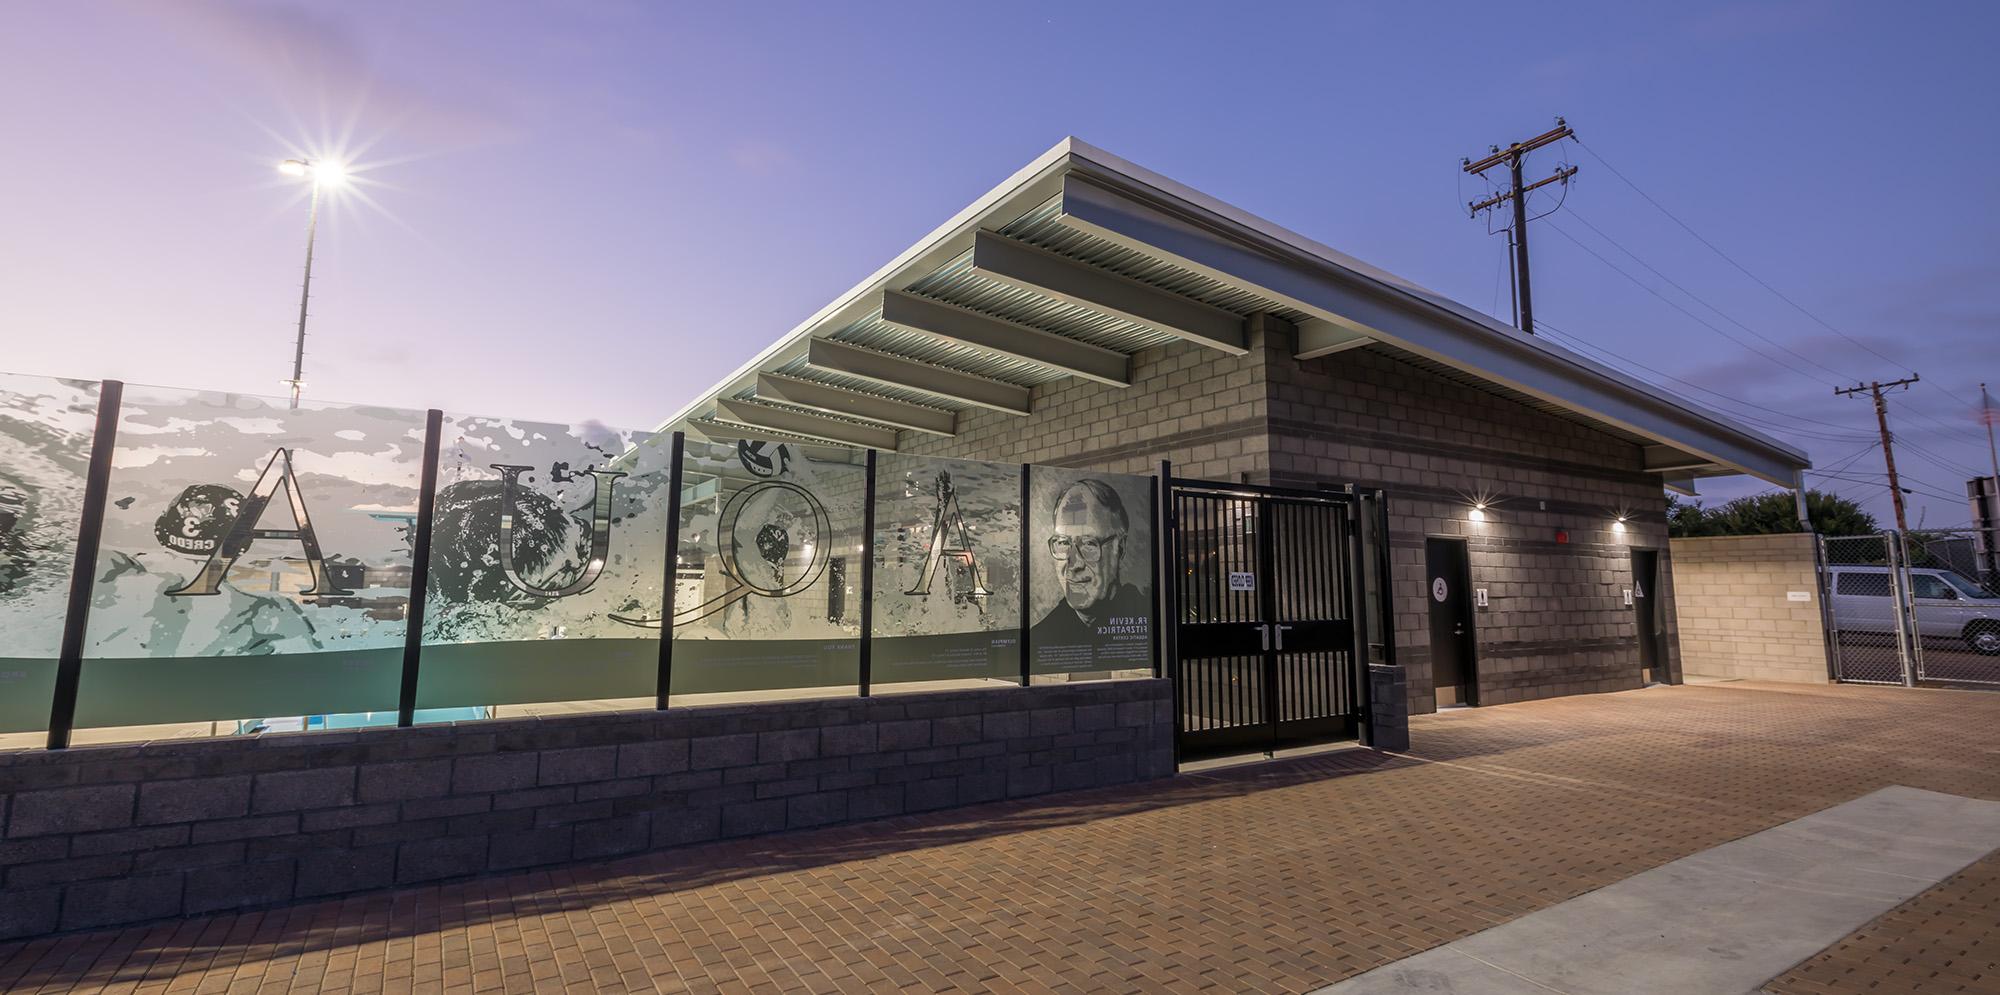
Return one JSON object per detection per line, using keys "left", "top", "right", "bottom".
{"left": 3, "top": 1, "right": 1996, "bottom": 527}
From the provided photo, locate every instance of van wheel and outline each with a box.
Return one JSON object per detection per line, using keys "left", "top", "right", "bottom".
{"left": 1967, "top": 623, "right": 2000, "bottom": 656}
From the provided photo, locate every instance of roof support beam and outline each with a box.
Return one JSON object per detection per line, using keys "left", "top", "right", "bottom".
{"left": 683, "top": 419, "right": 863, "bottom": 464}
{"left": 880, "top": 290, "right": 1131, "bottom": 386}
{"left": 970, "top": 230, "right": 1247, "bottom": 355}
{"left": 806, "top": 338, "right": 1031, "bottom": 416}
{"left": 1644, "top": 444, "right": 1714, "bottom": 473}
{"left": 1294, "top": 317, "right": 1372, "bottom": 359}
{"left": 712, "top": 398, "right": 899, "bottom": 450}
{"left": 755, "top": 372, "right": 956, "bottom": 436}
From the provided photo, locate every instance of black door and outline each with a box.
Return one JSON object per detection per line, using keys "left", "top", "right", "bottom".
{"left": 1172, "top": 484, "right": 1361, "bottom": 756}
{"left": 1425, "top": 537, "right": 1477, "bottom": 706}
{"left": 1632, "top": 549, "right": 1664, "bottom": 683}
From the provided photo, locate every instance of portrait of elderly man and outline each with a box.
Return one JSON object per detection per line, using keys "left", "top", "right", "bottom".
{"left": 1030, "top": 478, "right": 1150, "bottom": 651}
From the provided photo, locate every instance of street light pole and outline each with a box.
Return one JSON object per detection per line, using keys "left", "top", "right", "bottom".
{"left": 278, "top": 157, "right": 343, "bottom": 408}
{"left": 289, "top": 175, "right": 321, "bottom": 410}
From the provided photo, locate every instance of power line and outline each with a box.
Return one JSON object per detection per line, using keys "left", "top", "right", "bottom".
{"left": 1543, "top": 221, "right": 1840, "bottom": 387}
{"left": 1816, "top": 440, "right": 1887, "bottom": 478}
{"left": 1569, "top": 136, "right": 1915, "bottom": 375}
{"left": 1536, "top": 321, "right": 1877, "bottom": 443}
{"left": 1558, "top": 206, "right": 1860, "bottom": 384}
{"left": 1806, "top": 460, "right": 1967, "bottom": 499}
{"left": 1899, "top": 439, "right": 1983, "bottom": 479}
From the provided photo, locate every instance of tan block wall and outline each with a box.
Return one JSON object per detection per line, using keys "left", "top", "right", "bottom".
{"left": 1668, "top": 533, "right": 1829, "bottom": 683}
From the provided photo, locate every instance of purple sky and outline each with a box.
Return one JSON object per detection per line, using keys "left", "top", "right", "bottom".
{"left": 3, "top": 1, "right": 1996, "bottom": 527}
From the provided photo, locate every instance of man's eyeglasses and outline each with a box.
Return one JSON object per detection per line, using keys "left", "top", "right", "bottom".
{"left": 1048, "top": 532, "right": 1123, "bottom": 563}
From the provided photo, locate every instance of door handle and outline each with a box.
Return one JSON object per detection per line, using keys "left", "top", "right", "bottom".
{"left": 1274, "top": 624, "right": 1294, "bottom": 651}
{"left": 1257, "top": 623, "right": 1271, "bottom": 652}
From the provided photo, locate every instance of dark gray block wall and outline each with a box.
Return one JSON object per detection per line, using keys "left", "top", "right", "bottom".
{"left": 0, "top": 678, "right": 1174, "bottom": 941}
{"left": 1368, "top": 665, "right": 1410, "bottom": 753}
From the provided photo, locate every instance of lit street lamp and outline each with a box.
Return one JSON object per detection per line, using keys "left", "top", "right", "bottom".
{"left": 277, "top": 158, "right": 345, "bottom": 408}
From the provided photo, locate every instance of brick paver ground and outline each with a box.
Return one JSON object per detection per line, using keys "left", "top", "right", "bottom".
{"left": 4, "top": 680, "right": 1999, "bottom": 994}
{"left": 1766, "top": 849, "right": 2000, "bottom": 994}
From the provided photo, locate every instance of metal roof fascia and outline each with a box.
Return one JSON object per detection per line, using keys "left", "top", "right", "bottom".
{"left": 1051, "top": 166, "right": 1812, "bottom": 487}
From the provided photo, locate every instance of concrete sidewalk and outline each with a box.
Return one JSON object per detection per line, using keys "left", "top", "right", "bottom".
{"left": 5, "top": 681, "right": 2000, "bottom": 994}
{"left": 1320, "top": 785, "right": 2000, "bottom": 994}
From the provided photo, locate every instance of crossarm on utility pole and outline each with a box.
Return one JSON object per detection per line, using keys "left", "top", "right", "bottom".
{"left": 1835, "top": 374, "right": 1920, "bottom": 534}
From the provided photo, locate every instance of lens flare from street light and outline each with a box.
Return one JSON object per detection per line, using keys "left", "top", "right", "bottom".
{"left": 278, "top": 159, "right": 348, "bottom": 186}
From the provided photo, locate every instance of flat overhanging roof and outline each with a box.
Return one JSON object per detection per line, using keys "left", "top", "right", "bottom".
{"left": 661, "top": 138, "right": 1812, "bottom": 490}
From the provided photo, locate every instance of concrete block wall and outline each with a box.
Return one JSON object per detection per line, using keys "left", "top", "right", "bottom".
{"left": 1668, "top": 534, "right": 1829, "bottom": 683}
{"left": 897, "top": 331, "right": 1280, "bottom": 481}
{"left": 904, "top": 309, "right": 1680, "bottom": 716}
{"left": 1272, "top": 345, "right": 1676, "bottom": 713}
{"left": 0, "top": 679, "right": 1174, "bottom": 941}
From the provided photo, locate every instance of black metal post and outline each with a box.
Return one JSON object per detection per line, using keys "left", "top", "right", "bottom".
{"left": 1348, "top": 497, "right": 1374, "bottom": 746}
{"left": 45, "top": 380, "right": 123, "bottom": 750}
{"left": 1151, "top": 463, "right": 1167, "bottom": 679}
{"left": 1374, "top": 490, "right": 1398, "bottom": 671}
{"left": 1255, "top": 499, "right": 1280, "bottom": 755}
{"left": 396, "top": 409, "right": 444, "bottom": 728}
{"left": 656, "top": 431, "right": 686, "bottom": 710}
{"left": 1018, "top": 464, "right": 1032, "bottom": 687}
{"left": 1159, "top": 460, "right": 1180, "bottom": 768}
{"left": 857, "top": 449, "right": 876, "bottom": 697}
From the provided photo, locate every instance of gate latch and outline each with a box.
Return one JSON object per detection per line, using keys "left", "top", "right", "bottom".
{"left": 1258, "top": 623, "right": 1295, "bottom": 651}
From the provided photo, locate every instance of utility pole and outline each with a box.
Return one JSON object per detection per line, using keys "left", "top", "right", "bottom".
{"left": 1835, "top": 374, "right": 1921, "bottom": 533}
{"left": 1981, "top": 383, "right": 1999, "bottom": 585}
{"left": 1983, "top": 383, "right": 1999, "bottom": 485}
{"left": 1464, "top": 118, "right": 1576, "bottom": 335}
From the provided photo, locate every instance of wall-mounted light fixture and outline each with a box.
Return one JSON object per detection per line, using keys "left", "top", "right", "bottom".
{"left": 1611, "top": 516, "right": 1627, "bottom": 534}
{"left": 1460, "top": 489, "right": 1498, "bottom": 524}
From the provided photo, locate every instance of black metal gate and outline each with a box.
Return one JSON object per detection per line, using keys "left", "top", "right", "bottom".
{"left": 1169, "top": 481, "right": 1364, "bottom": 755}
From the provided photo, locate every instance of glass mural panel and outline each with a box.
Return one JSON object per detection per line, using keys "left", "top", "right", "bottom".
{"left": 669, "top": 434, "right": 862, "bottom": 697}
{"left": 0, "top": 374, "right": 100, "bottom": 736}
{"left": 416, "top": 413, "right": 674, "bottom": 711}
{"left": 870, "top": 454, "right": 1021, "bottom": 687}
{"left": 73, "top": 385, "right": 426, "bottom": 729}
{"left": 1026, "top": 466, "right": 1156, "bottom": 678}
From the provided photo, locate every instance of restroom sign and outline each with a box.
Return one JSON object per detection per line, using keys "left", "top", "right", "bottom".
{"left": 1432, "top": 577, "right": 1448, "bottom": 602}
{"left": 1228, "top": 571, "right": 1255, "bottom": 592}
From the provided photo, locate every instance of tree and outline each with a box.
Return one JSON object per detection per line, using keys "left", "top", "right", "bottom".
{"left": 1665, "top": 493, "right": 1709, "bottom": 537}
{"left": 1665, "top": 489, "right": 1877, "bottom": 538}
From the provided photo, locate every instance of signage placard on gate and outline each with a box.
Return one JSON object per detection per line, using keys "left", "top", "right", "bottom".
{"left": 1227, "top": 571, "right": 1255, "bottom": 592}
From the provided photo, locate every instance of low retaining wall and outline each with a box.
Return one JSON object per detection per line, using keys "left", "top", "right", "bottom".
{"left": 0, "top": 679, "right": 1174, "bottom": 941}
{"left": 1668, "top": 534, "right": 1829, "bottom": 683}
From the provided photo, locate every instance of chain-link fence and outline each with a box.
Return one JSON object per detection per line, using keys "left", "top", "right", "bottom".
{"left": 1905, "top": 529, "right": 2000, "bottom": 684}
{"left": 1821, "top": 531, "right": 2000, "bottom": 687}
{"left": 1821, "top": 534, "right": 1911, "bottom": 685}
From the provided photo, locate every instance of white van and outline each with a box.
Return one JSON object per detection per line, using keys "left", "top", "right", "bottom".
{"left": 1827, "top": 565, "right": 2000, "bottom": 655}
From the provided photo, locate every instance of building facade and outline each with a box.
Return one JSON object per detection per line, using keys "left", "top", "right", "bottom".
{"left": 664, "top": 139, "right": 1804, "bottom": 719}
{"left": 895, "top": 324, "right": 1678, "bottom": 714}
